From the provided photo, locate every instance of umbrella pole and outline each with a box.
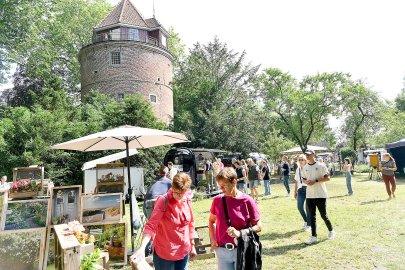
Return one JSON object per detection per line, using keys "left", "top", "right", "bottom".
{"left": 126, "top": 138, "right": 135, "bottom": 252}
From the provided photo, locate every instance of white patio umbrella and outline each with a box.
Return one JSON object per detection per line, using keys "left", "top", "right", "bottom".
{"left": 50, "top": 125, "right": 189, "bottom": 250}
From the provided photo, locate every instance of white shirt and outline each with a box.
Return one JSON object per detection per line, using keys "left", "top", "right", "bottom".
{"left": 301, "top": 162, "right": 329, "bottom": 199}
{"left": 0, "top": 182, "right": 10, "bottom": 192}
{"left": 294, "top": 168, "right": 308, "bottom": 190}
{"left": 169, "top": 167, "right": 178, "bottom": 179}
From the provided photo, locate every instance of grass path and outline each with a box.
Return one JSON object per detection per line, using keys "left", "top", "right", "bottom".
{"left": 187, "top": 173, "right": 405, "bottom": 270}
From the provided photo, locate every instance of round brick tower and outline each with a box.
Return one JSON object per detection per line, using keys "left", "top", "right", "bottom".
{"left": 79, "top": 0, "right": 174, "bottom": 123}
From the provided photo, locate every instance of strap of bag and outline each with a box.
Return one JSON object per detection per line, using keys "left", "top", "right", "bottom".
{"left": 222, "top": 195, "right": 231, "bottom": 227}
{"left": 298, "top": 168, "right": 303, "bottom": 184}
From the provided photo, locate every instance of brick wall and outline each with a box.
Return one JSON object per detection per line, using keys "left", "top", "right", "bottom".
{"left": 79, "top": 41, "right": 174, "bottom": 123}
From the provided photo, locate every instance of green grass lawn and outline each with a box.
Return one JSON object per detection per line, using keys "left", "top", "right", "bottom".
{"left": 121, "top": 173, "right": 405, "bottom": 270}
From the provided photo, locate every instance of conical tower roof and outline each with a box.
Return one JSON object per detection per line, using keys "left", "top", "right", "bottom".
{"left": 95, "top": 0, "right": 148, "bottom": 30}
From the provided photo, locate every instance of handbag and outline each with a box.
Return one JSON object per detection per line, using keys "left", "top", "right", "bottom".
{"left": 222, "top": 196, "right": 262, "bottom": 270}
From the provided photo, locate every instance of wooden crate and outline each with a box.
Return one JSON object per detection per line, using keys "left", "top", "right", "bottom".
{"left": 54, "top": 224, "right": 81, "bottom": 270}
{"left": 9, "top": 190, "right": 39, "bottom": 199}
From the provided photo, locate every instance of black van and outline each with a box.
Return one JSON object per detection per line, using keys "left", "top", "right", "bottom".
{"left": 163, "top": 148, "right": 226, "bottom": 186}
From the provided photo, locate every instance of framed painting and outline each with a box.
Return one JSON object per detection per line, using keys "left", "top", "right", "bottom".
{"left": 83, "top": 222, "right": 127, "bottom": 265}
{"left": 3, "top": 198, "right": 51, "bottom": 230}
{"left": 81, "top": 193, "right": 122, "bottom": 224}
{"left": 0, "top": 228, "right": 46, "bottom": 270}
{"left": 51, "top": 185, "right": 82, "bottom": 225}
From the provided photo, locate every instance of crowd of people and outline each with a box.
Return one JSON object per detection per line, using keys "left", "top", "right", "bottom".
{"left": 130, "top": 151, "right": 398, "bottom": 270}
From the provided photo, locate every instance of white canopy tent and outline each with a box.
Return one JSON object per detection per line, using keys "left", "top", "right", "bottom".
{"left": 282, "top": 145, "right": 329, "bottom": 155}
{"left": 81, "top": 149, "right": 138, "bottom": 171}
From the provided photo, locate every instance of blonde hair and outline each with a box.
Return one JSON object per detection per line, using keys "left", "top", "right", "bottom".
{"left": 172, "top": 172, "right": 191, "bottom": 191}
{"left": 216, "top": 167, "right": 237, "bottom": 184}
{"left": 383, "top": 153, "right": 395, "bottom": 162}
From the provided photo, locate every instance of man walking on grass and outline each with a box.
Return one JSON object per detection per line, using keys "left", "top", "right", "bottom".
{"left": 302, "top": 149, "right": 335, "bottom": 244}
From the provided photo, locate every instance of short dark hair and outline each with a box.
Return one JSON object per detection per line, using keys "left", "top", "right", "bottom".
{"left": 167, "top": 161, "right": 173, "bottom": 166}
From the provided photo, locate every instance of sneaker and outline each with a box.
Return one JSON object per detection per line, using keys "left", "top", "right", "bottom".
{"left": 305, "top": 236, "right": 317, "bottom": 245}
{"left": 302, "top": 223, "right": 308, "bottom": 231}
{"left": 305, "top": 226, "right": 312, "bottom": 232}
{"left": 328, "top": 230, "right": 336, "bottom": 240}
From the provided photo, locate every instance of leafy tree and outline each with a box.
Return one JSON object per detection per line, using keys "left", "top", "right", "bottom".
{"left": 339, "top": 81, "right": 385, "bottom": 152}
{"left": 0, "top": 0, "right": 111, "bottom": 92}
{"left": 259, "top": 68, "right": 349, "bottom": 152}
{"left": 0, "top": 91, "right": 168, "bottom": 186}
{"left": 167, "top": 27, "right": 186, "bottom": 68}
{"left": 395, "top": 90, "right": 405, "bottom": 112}
{"left": 173, "top": 38, "right": 261, "bottom": 155}
{"left": 372, "top": 108, "right": 405, "bottom": 146}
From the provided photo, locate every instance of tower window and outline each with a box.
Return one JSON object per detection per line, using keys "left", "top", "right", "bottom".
{"left": 161, "top": 35, "right": 167, "bottom": 47}
{"left": 111, "top": 51, "right": 121, "bottom": 65}
{"left": 150, "top": 94, "right": 157, "bottom": 103}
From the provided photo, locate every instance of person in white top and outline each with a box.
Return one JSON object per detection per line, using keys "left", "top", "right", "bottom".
{"left": 0, "top": 176, "right": 10, "bottom": 192}
{"left": 302, "top": 149, "right": 335, "bottom": 245}
{"left": 294, "top": 154, "right": 310, "bottom": 231}
{"left": 167, "top": 162, "right": 178, "bottom": 180}
{"left": 343, "top": 158, "right": 353, "bottom": 195}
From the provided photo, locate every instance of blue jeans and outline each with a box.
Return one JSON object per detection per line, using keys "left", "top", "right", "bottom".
{"left": 263, "top": 179, "right": 271, "bottom": 195}
{"left": 297, "top": 187, "right": 310, "bottom": 226}
{"left": 215, "top": 247, "right": 237, "bottom": 270}
{"left": 346, "top": 171, "right": 353, "bottom": 194}
{"left": 250, "top": 180, "right": 258, "bottom": 188}
{"left": 153, "top": 251, "right": 189, "bottom": 270}
{"left": 283, "top": 175, "right": 290, "bottom": 194}
{"left": 237, "top": 181, "right": 248, "bottom": 194}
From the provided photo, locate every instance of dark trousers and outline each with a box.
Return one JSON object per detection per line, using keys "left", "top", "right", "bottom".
{"left": 382, "top": 174, "right": 396, "bottom": 196}
{"left": 307, "top": 198, "right": 333, "bottom": 237}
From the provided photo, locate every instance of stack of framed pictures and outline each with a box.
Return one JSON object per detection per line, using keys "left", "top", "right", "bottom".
{"left": 81, "top": 192, "right": 127, "bottom": 266}
{"left": 0, "top": 194, "right": 50, "bottom": 270}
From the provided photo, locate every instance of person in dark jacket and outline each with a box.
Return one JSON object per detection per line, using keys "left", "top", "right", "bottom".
{"left": 281, "top": 156, "right": 291, "bottom": 196}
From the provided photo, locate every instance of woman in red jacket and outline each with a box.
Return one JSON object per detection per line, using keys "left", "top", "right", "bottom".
{"left": 132, "top": 172, "right": 197, "bottom": 270}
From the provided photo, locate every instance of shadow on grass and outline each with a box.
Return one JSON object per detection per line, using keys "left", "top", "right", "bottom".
{"left": 329, "top": 195, "right": 349, "bottom": 199}
{"left": 262, "top": 239, "right": 326, "bottom": 256}
{"left": 260, "top": 230, "right": 302, "bottom": 241}
{"left": 360, "top": 199, "right": 388, "bottom": 205}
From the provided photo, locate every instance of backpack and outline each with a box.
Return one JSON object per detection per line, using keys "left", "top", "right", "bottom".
{"left": 143, "top": 194, "right": 168, "bottom": 220}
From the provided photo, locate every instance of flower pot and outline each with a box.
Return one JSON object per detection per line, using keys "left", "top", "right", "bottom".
{"left": 9, "top": 190, "right": 38, "bottom": 199}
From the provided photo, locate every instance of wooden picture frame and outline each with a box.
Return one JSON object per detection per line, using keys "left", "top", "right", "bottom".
{"left": 0, "top": 228, "right": 46, "bottom": 270}
{"left": 43, "top": 227, "right": 55, "bottom": 270}
{"left": 81, "top": 193, "right": 123, "bottom": 224}
{"left": 0, "top": 192, "right": 8, "bottom": 230}
{"left": 83, "top": 222, "right": 127, "bottom": 265}
{"left": 3, "top": 198, "right": 51, "bottom": 230}
{"left": 96, "top": 163, "right": 125, "bottom": 194}
{"left": 51, "top": 185, "right": 82, "bottom": 225}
